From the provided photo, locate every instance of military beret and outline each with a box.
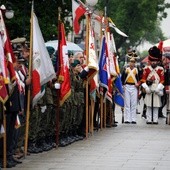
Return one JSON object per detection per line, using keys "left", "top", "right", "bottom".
{"left": 46, "top": 46, "right": 55, "bottom": 56}
{"left": 71, "top": 59, "right": 80, "bottom": 67}
{"left": 68, "top": 52, "right": 74, "bottom": 58}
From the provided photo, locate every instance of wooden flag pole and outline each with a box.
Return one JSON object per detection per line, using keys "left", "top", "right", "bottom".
{"left": 110, "top": 102, "right": 113, "bottom": 126}
{"left": 90, "top": 99, "right": 94, "bottom": 135}
{"left": 55, "top": 7, "right": 62, "bottom": 147}
{"left": 55, "top": 88, "right": 60, "bottom": 146}
{"left": 3, "top": 105, "right": 6, "bottom": 168}
{"left": 24, "top": 1, "right": 34, "bottom": 156}
{"left": 103, "top": 101, "right": 106, "bottom": 128}
{"left": 100, "top": 94, "right": 103, "bottom": 129}
{"left": 85, "top": 14, "right": 89, "bottom": 138}
{"left": 99, "top": 10, "right": 105, "bottom": 130}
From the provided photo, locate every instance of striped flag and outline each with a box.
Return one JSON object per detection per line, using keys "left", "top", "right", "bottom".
{"left": 32, "top": 12, "right": 56, "bottom": 107}
{"left": 72, "top": 0, "right": 86, "bottom": 35}
{"left": 0, "top": 10, "right": 16, "bottom": 103}
{"left": 0, "top": 10, "right": 16, "bottom": 85}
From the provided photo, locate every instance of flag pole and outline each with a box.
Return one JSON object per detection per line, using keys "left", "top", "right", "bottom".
{"left": 85, "top": 14, "right": 89, "bottom": 138}
{"left": 55, "top": 7, "right": 62, "bottom": 147}
{"left": 100, "top": 16, "right": 104, "bottom": 130}
{"left": 3, "top": 105, "right": 6, "bottom": 168}
{"left": 88, "top": 20, "right": 92, "bottom": 135}
{"left": 90, "top": 99, "right": 94, "bottom": 135}
{"left": 24, "top": 1, "right": 34, "bottom": 156}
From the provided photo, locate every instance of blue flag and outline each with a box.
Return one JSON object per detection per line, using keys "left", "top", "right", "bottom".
{"left": 114, "top": 75, "right": 124, "bottom": 107}
{"left": 99, "top": 36, "right": 108, "bottom": 90}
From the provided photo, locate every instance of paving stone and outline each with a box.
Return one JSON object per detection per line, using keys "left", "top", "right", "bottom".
{"left": 5, "top": 100, "right": 170, "bottom": 170}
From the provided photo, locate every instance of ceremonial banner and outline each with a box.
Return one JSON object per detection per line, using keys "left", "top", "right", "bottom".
{"left": 58, "top": 21, "right": 71, "bottom": 106}
{"left": 112, "top": 35, "right": 124, "bottom": 107}
{"left": 99, "top": 35, "right": 108, "bottom": 95}
{"left": 32, "top": 12, "right": 56, "bottom": 107}
{"left": 88, "top": 22, "right": 99, "bottom": 80}
{"left": 0, "top": 38, "right": 8, "bottom": 103}
{"left": 0, "top": 10, "right": 16, "bottom": 84}
{"left": 114, "top": 75, "right": 124, "bottom": 107}
{"left": 72, "top": 0, "right": 86, "bottom": 34}
{"left": 0, "top": 73, "right": 8, "bottom": 103}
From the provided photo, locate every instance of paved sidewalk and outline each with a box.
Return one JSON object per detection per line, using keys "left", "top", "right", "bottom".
{"left": 6, "top": 102, "right": 170, "bottom": 170}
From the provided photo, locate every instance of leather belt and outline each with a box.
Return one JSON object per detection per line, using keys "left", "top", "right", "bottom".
{"left": 126, "top": 82, "right": 135, "bottom": 85}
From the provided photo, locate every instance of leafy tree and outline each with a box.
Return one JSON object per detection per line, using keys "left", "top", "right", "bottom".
{"left": 98, "top": 0, "right": 170, "bottom": 51}
{"left": 1, "top": 0, "right": 72, "bottom": 41}
{"left": 1, "top": 0, "right": 170, "bottom": 50}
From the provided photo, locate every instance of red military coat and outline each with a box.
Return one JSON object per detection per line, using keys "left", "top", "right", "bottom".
{"left": 141, "top": 65, "right": 164, "bottom": 107}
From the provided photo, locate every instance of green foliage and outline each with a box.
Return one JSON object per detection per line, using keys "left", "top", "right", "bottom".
{"left": 98, "top": 0, "right": 169, "bottom": 50}
{"left": 1, "top": 0, "right": 170, "bottom": 48}
{"left": 1, "top": 0, "right": 73, "bottom": 41}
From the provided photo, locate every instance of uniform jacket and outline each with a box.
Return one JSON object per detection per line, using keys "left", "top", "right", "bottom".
{"left": 121, "top": 66, "right": 142, "bottom": 85}
{"left": 141, "top": 65, "right": 164, "bottom": 107}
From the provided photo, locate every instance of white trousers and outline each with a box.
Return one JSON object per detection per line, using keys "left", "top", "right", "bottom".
{"left": 146, "top": 107, "right": 158, "bottom": 123}
{"left": 124, "top": 84, "right": 138, "bottom": 122}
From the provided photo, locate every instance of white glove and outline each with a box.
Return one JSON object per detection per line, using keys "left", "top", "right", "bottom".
{"left": 156, "top": 90, "right": 164, "bottom": 96}
{"left": 41, "top": 105, "right": 47, "bottom": 113}
{"left": 155, "top": 83, "right": 164, "bottom": 93}
{"left": 54, "top": 82, "right": 60, "bottom": 89}
{"left": 142, "top": 83, "right": 151, "bottom": 94}
{"left": 84, "top": 66, "right": 89, "bottom": 72}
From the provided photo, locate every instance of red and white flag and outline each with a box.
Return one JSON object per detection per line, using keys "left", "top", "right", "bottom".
{"left": 58, "top": 21, "right": 71, "bottom": 106}
{"left": 88, "top": 22, "right": 99, "bottom": 80}
{"left": 88, "top": 21, "right": 99, "bottom": 100}
{"left": 0, "top": 10, "right": 16, "bottom": 102}
{"left": 0, "top": 35, "right": 8, "bottom": 84}
{"left": 32, "top": 12, "right": 56, "bottom": 107}
{"left": 72, "top": 0, "right": 86, "bottom": 35}
{"left": 107, "top": 32, "right": 117, "bottom": 77}
{"left": 0, "top": 72, "right": 8, "bottom": 103}
{"left": 105, "top": 35, "right": 112, "bottom": 103}
{"left": 0, "top": 10, "right": 16, "bottom": 85}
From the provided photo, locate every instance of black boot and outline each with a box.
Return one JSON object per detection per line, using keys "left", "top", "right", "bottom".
{"left": 59, "top": 133, "right": 69, "bottom": 147}
{"left": 141, "top": 104, "right": 147, "bottom": 119}
{"left": 37, "top": 138, "right": 53, "bottom": 151}
{"left": 46, "top": 136, "right": 56, "bottom": 148}
{"left": 158, "top": 107, "right": 166, "bottom": 118}
{"left": 28, "top": 141, "right": 42, "bottom": 154}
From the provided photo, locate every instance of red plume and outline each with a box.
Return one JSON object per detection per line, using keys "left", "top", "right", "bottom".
{"left": 158, "top": 40, "right": 163, "bottom": 53}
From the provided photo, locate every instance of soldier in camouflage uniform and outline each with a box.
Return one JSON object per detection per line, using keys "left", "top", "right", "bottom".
{"left": 28, "top": 104, "right": 42, "bottom": 153}
{"left": 70, "top": 60, "right": 85, "bottom": 137}
{"left": 44, "top": 83, "right": 56, "bottom": 147}
{"left": 35, "top": 84, "right": 54, "bottom": 151}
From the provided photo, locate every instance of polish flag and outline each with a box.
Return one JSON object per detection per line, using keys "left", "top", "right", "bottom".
{"left": 32, "top": 12, "right": 56, "bottom": 107}
{"left": 72, "top": 0, "right": 86, "bottom": 34}
{"left": 0, "top": 10, "right": 16, "bottom": 84}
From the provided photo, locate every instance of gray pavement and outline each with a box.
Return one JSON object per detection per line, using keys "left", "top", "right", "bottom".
{"left": 7, "top": 101, "right": 170, "bottom": 170}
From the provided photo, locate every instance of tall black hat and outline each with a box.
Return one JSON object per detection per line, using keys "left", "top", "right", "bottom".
{"left": 148, "top": 46, "right": 162, "bottom": 61}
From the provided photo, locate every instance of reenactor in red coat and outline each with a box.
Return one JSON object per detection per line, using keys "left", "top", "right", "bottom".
{"left": 141, "top": 46, "right": 164, "bottom": 124}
